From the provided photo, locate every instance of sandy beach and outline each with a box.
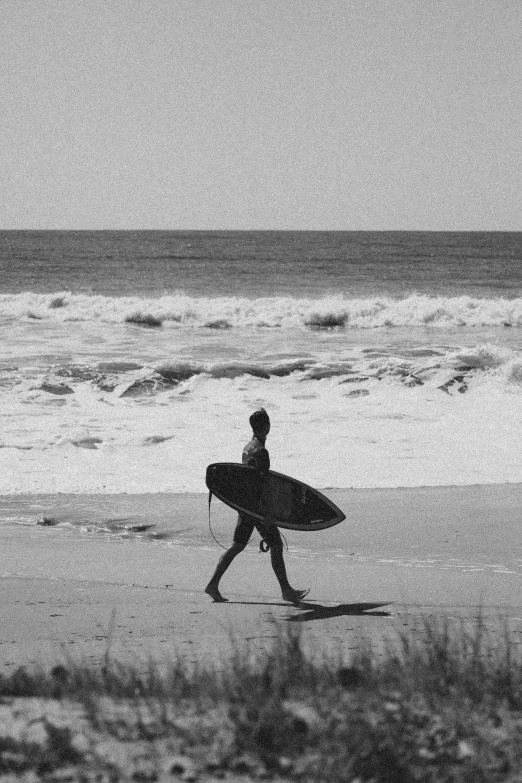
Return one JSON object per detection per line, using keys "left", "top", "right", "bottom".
{"left": 2, "top": 483, "right": 522, "bottom": 671}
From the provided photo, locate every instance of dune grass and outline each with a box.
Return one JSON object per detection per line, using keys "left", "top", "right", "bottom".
{"left": 2, "top": 616, "right": 522, "bottom": 781}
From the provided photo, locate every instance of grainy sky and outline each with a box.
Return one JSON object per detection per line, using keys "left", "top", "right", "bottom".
{"left": 1, "top": 0, "right": 521, "bottom": 230}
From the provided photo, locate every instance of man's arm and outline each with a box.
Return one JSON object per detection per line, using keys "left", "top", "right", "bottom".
{"left": 245, "top": 447, "right": 270, "bottom": 473}
{"left": 244, "top": 447, "right": 276, "bottom": 524}
{"left": 255, "top": 449, "right": 276, "bottom": 525}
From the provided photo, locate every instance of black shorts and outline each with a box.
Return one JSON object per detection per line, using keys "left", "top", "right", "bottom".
{"left": 233, "top": 513, "right": 282, "bottom": 549}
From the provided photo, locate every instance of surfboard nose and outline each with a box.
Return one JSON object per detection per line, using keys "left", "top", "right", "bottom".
{"left": 205, "top": 463, "right": 221, "bottom": 489}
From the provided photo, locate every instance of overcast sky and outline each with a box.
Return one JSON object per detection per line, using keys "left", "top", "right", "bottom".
{"left": 1, "top": 0, "right": 521, "bottom": 230}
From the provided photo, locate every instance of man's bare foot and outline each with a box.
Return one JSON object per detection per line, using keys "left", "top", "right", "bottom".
{"left": 205, "top": 584, "right": 229, "bottom": 602}
{"left": 282, "top": 588, "right": 310, "bottom": 604}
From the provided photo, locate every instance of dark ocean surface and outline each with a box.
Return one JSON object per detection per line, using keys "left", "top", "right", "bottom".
{"left": 1, "top": 230, "right": 521, "bottom": 298}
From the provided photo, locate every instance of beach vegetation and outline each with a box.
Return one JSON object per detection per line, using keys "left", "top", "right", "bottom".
{"left": 1, "top": 617, "right": 522, "bottom": 780}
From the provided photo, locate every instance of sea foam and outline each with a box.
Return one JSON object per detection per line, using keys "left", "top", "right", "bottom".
{"left": 1, "top": 292, "right": 522, "bottom": 329}
{"left": 1, "top": 343, "right": 522, "bottom": 495}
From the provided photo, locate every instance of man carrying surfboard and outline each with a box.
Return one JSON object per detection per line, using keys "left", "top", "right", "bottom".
{"left": 205, "top": 408, "right": 309, "bottom": 604}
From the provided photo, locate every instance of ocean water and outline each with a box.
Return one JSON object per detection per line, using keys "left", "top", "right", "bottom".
{"left": 1, "top": 230, "right": 522, "bottom": 503}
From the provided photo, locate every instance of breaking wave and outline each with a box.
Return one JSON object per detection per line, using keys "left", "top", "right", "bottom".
{"left": 4, "top": 343, "right": 522, "bottom": 401}
{"left": 2, "top": 341, "right": 522, "bottom": 494}
{"left": 1, "top": 292, "right": 522, "bottom": 329}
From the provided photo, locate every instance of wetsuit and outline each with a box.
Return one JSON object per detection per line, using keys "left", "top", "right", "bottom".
{"left": 233, "top": 435, "right": 282, "bottom": 550}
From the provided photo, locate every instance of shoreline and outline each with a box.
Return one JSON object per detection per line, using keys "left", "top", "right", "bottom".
{"left": 2, "top": 477, "right": 522, "bottom": 497}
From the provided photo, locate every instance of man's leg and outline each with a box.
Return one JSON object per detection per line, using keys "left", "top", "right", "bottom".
{"left": 205, "top": 542, "right": 245, "bottom": 602}
{"left": 205, "top": 514, "right": 252, "bottom": 602}
{"left": 269, "top": 541, "right": 291, "bottom": 592}
{"left": 261, "top": 525, "right": 309, "bottom": 603}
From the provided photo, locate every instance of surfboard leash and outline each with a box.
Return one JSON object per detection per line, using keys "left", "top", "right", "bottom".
{"left": 259, "top": 530, "right": 288, "bottom": 552}
{"left": 207, "top": 492, "right": 270, "bottom": 551}
{"left": 208, "top": 492, "right": 228, "bottom": 550}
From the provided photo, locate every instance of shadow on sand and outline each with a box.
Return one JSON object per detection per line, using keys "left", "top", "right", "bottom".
{"left": 222, "top": 600, "right": 392, "bottom": 622}
{"left": 285, "top": 601, "right": 392, "bottom": 622}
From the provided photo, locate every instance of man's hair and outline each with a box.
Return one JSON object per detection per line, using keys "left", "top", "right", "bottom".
{"left": 249, "top": 408, "right": 270, "bottom": 432}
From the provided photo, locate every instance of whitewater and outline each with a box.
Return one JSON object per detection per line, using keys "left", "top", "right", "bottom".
{"left": 2, "top": 289, "right": 522, "bottom": 495}
{"left": 2, "top": 290, "right": 522, "bottom": 328}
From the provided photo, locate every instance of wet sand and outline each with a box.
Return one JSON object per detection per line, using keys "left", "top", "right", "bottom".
{"left": 1, "top": 484, "right": 522, "bottom": 670}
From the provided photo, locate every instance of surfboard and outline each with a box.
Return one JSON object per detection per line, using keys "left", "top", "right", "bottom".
{"left": 205, "top": 462, "right": 346, "bottom": 531}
